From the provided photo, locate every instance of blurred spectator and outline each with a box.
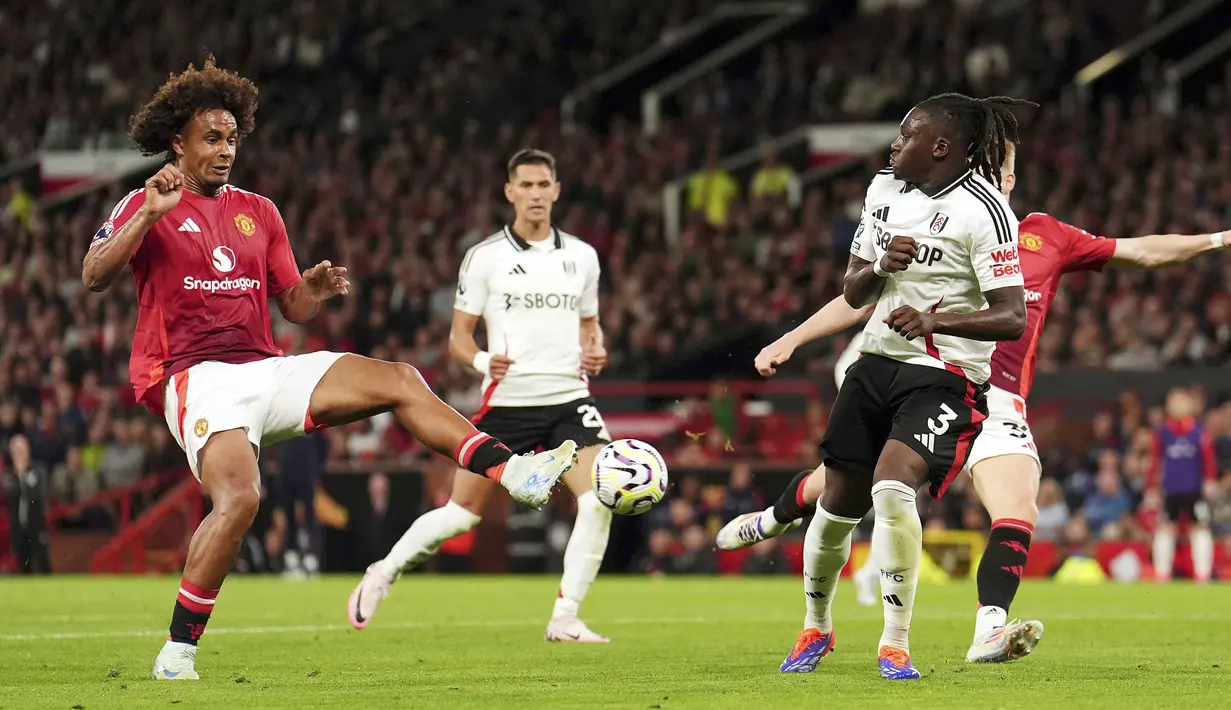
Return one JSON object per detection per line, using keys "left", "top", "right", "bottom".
{"left": 741, "top": 536, "right": 789, "bottom": 575}
{"left": 750, "top": 151, "right": 801, "bottom": 207}
{"left": 687, "top": 144, "right": 738, "bottom": 227}
{"left": 98, "top": 420, "right": 146, "bottom": 489}
{"left": 671, "top": 525, "right": 717, "bottom": 574}
{"left": 3, "top": 434, "right": 50, "bottom": 573}
{"left": 1035, "top": 478, "right": 1070, "bottom": 541}
{"left": 1083, "top": 457, "right": 1134, "bottom": 537}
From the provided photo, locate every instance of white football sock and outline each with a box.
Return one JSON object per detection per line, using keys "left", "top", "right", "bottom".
{"left": 1191, "top": 527, "right": 1214, "bottom": 582}
{"left": 803, "top": 506, "right": 860, "bottom": 633}
{"left": 380, "top": 500, "right": 481, "bottom": 581}
{"left": 757, "top": 506, "right": 789, "bottom": 536}
{"left": 871, "top": 480, "right": 922, "bottom": 652}
{"left": 1152, "top": 527, "right": 1176, "bottom": 580}
{"left": 974, "top": 605, "right": 1008, "bottom": 638}
{"left": 553, "top": 491, "right": 612, "bottom": 619}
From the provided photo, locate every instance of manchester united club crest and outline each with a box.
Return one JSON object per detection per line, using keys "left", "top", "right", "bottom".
{"left": 929, "top": 212, "right": 949, "bottom": 235}
{"left": 234, "top": 213, "right": 256, "bottom": 237}
{"left": 194, "top": 418, "right": 209, "bottom": 438}
{"left": 1021, "top": 232, "right": 1043, "bottom": 252}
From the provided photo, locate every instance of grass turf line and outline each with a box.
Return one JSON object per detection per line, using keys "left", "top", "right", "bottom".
{"left": 0, "top": 577, "right": 1225, "bottom": 709}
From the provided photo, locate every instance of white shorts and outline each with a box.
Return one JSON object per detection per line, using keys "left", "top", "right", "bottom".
{"left": 163, "top": 352, "right": 346, "bottom": 480}
{"left": 964, "top": 384, "right": 1041, "bottom": 475}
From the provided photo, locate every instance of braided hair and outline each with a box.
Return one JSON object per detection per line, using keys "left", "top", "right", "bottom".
{"left": 916, "top": 93, "right": 1037, "bottom": 190}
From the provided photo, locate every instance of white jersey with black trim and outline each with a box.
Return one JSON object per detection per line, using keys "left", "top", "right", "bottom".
{"left": 454, "top": 225, "right": 601, "bottom": 407}
{"left": 849, "top": 168, "right": 1023, "bottom": 384}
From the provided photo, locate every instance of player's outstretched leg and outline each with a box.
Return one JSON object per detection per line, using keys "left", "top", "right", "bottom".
{"left": 350, "top": 472, "right": 492, "bottom": 629}
{"left": 308, "top": 355, "right": 577, "bottom": 508}
{"left": 152, "top": 430, "right": 260, "bottom": 680}
{"left": 967, "top": 455, "right": 1045, "bottom": 663}
{"left": 546, "top": 444, "right": 612, "bottom": 643}
{"left": 871, "top": 441, "right": 927, "bottom": 681}
{"left": 717, "top": 468, "right": 818, "bottom": 550}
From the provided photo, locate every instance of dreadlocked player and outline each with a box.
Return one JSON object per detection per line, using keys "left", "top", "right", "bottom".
{"left": 726, "top": 100, "right": 1230, "bottom": 673}
{"left": 778, "top": 93, "right": 1034, "bottom": 680}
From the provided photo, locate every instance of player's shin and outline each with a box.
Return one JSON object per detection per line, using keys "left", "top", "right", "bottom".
{"left": 380, "top": 500, "right": 482, "bottom": 580}
{"left": 871, "top": 480, "right": 922, "bottom": 652}
{"left": 803, "top": 506, "right": 860, "bottom": 633}
{"left": 1191, "top": 526, "right": 1214, "bottom": 583}
{"left": 762, "top": 469, "right": 819, "bottom": 533}
{"left": 975, "top": 518, "right": 1033, "bottom": 634}
{"left": 1153, "top": 524, "right": 1177, "bottom": 581}
{"left": 553, "top": 491, "right": 612, "bottom": 620}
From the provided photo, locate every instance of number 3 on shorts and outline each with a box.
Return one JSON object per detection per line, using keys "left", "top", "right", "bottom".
{"left": 928, "top": 403, "right": 958, "bottom": 436}
{"left": 578, "top": 404, "right": 611, "bottom": 441}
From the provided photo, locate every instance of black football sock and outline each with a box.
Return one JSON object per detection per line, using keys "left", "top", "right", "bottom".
{"left": 977, "top": 519, "right": 1033, "bottom": 613}
{"left": 771, "top": 469, "right": 817, "bottom": 524}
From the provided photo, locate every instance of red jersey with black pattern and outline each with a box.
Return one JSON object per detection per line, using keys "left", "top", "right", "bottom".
{"left": 988, "top": 212, "right": 1117, "bottom": 397}
{"left": 91, "top": 185, "right": 302, "bottom": 414}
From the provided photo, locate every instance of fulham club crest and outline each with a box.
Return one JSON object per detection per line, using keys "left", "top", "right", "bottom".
{"left": 929, "top": 212, "right": 949, "bottom": 235}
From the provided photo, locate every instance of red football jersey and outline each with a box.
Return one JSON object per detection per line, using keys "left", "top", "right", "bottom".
{"left": 92, "top": 185, "right": 302, "bottom": 414}
{"left": 988, "top": 212, "right": 1117, "bottom": 398}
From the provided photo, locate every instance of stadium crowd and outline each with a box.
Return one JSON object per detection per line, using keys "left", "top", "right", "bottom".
{"left": 2, "top": 0, "right": 1231, "bottom": 572}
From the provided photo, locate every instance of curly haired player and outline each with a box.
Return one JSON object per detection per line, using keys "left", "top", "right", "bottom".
{"left": 82, "top": 57, "right": 578, "bottom": 680}
{"left": 722, "top": 135, "right": 1228, "bottom": 670}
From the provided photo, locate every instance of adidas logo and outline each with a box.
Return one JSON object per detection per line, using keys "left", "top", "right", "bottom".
{"left": 507, "top": 264, "right": 527, "bottom": 275}
{"left": 178, "top": 218, "right": 203, "bottom": 233}
{"left": 914, "top": 432, "right": 935, "bottom": 452}
{"left": 882, "top": 593, "right": 904, "bottom": 607}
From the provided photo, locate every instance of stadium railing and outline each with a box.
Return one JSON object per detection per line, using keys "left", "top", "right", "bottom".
{"left": 561, "top": 1, "right": 817, "bottom": 132}
{"left": 639, "top": 1, "right": 811, "bottom": 136}
{"left": 90, "top": 477, "right": 203, "bottom": 575}
{"left": 1074, "top": 0, "right": 1231, "bottom": 103}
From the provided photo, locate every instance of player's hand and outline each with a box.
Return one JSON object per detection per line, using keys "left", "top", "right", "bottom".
{"left": 879, "top": 235, "right": 918, "bottom": 274}
{"left": 1203, "top": 479, "right": 1220, "bottom": 501}
{"left": 489, "top": 354, "right": 515, "bottom": 381}
{"left": 581, "top": 342, "right": 608, "bottom": 376}
{"left": 302, "top": 260, "right": 350, "bottom": 301}
{"left": 884, "top": 305, "right": 935, "bottom": 341}
{"left": 142, "top": 164, "right": 184, "bottom": 216}
{"left": 755, "top": 337, "right": 796, "bottom": 377}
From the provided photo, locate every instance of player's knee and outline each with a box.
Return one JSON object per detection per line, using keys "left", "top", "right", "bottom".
{"left": 388, "top": 362, "right": 429, "bottom": 401}
{"left": 871, "top": 480, "right": 917, "bottom": 522}
{"left": 215, "top": 485, "right": 261, "bottom": 528}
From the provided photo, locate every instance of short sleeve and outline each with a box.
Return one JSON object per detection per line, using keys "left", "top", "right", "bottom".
{"left": 580, "top": 249, "right": 600, "bottom": 319}
{"left": 969, "top": 199, "right": 1024, "bottom": 291}
{"left": 1058, "top": 220, "right": 1116, "bottom": 273}
{"left": 848, "top": 180, "right": 878, "bottom": 262}
{"left": 90, "top": 189, "right": 144, "bottom": 252}
{"left": 454, "top": 245, "right": 490, "bottom": 316}
{"left": 263, "top": 201, "right": 302, "bottom": 296}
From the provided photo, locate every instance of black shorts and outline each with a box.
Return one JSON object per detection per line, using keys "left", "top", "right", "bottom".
{"left": 819, "top": 354, "right": 988, "bottom": 498}
{"left": 473, "top": 396, "right": 611, "bottom": 455}
{"left": 1163, "top": 492, "right": 1211, "bottom": 525}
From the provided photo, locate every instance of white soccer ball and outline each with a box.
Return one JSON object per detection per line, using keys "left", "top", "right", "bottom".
{"left": 591, "top": 439, "right": 669, "bottom": 516}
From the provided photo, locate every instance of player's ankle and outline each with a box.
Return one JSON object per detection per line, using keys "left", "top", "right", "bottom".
{"left": 758, "top": 508, "right": 788, "bottom": 535}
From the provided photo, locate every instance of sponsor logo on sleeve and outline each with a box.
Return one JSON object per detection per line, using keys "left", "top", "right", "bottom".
{"left": 988, "top": 246, "right": 1021, "bottom": 278}
{"left": 90, "top": 221, "right": 115, "bottom": 247}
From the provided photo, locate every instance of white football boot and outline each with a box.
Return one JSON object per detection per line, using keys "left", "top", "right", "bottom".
{"left": 151, "top": 640, "right": 200, "bottom": 680}
{"left": 966, "top": 618, "right": 1045, "bottom": 663}
{"left": 348, "top": 562, "right": 393, "bottom": 630}
{"left": 545, "top": 616, "right": 610, "bottom": 643}
{"left": 502, "top": 440, "right": 578, "bottom": 508}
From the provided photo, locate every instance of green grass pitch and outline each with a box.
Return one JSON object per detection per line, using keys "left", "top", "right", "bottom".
{"left": 0, "top": 576, "right": 1226, "bottom": 708}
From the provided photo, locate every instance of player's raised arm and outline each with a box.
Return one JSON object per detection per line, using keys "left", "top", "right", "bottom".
{"left": 450, "top": 243, "right": 513, "bottom": 381}
{"left": 82, "top": 165, "right": 184, "bottom": 291}
{"left": 1107, "top": 230, "right": 1229, "bottom": 268}
{"left": 756, "top": 296, "right": 873, "bottom": 376}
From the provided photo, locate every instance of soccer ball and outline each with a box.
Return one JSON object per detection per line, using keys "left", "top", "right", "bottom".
{"left": 591, "top": 439, "right": 669, "bottom": 516}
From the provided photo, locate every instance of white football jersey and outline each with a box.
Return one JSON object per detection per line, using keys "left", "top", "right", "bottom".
{"left": 454, "top": 226, "right": 600, "bottom": 407}
{"left": 850, "top": 168, "right": 1023, "bottom": 384}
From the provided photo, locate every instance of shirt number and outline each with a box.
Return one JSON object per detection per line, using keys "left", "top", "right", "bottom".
{"left": 928, "top": 403, "right": 959, "bottom": 436}
{"left": 577, "top": 404, "right": 611, "bottom": 441}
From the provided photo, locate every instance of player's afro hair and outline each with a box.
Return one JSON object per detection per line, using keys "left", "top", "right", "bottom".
{"left": 128, "top": 55, "right": 259, "bottom": 161}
